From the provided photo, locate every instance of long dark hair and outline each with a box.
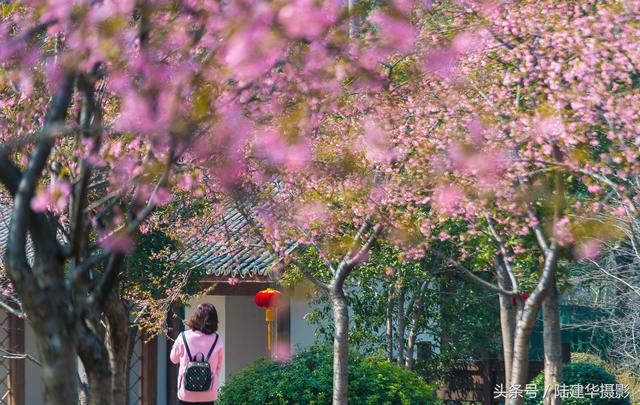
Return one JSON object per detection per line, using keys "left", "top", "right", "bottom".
{"left": 187, "top": 303, "right": 218, "bottom": 334}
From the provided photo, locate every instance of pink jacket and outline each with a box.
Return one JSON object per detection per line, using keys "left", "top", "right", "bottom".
{"left": 170, "top": 329, "right": 224, "bottom": 402}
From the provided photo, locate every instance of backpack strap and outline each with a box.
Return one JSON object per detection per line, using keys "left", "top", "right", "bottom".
{"left": 181, "top": 332, "right": 193, "bottom": 362}
{"left": 205, "top": 333, "right": 219, "bottom": 361}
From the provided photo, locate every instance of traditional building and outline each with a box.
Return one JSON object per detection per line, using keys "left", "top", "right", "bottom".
{"left": 0, "top": 204, "right": 318, "bottom": 405}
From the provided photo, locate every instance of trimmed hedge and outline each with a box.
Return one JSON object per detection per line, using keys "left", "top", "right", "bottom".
{"left": 217, "top": 346, "right": 438, "bottom": 405}
{"left": 525, "top": 362, "right": 630, "bottom": 405}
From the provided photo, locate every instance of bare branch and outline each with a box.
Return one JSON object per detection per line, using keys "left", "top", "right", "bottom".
{"left": 86, "top": 145, "right": 175, "bottom": 308}
{"left": 0, "top": 300, "right": 25, "bottom": 319}
{"left": 346, "top": 220, "right": 372, "bottom": 259}
{"left": 0, "top": 348, "right": 40, "bottom": 366}
{"left": 85, "top": 252, "right": 125, "bottom": 310}
{"left": 432, "top": 250, "right": 519, "bottom": 297}
{"left": 5, "top": 74, "right": 74, "bottom": 291}
{"left": 587, "top": 259, "right": 640, "bottom": 299}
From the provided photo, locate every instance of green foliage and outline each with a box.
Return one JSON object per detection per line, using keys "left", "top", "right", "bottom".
{"left": 571, "top": 353, "right": 640, "bottom": 404}
{"left": 123, "top": 230, "right": 204, "bottom": 298}
{"left": 525, "top": 362, "right": 630, "bottom": 405}
{"left": 571, "top": 352, "right": 610, "bottom": 369}
{"left": 306, "top": 241, "right": 502, "bottom": 380}
{"left": 217, "top": 346, "right": 439, "bottom": 405}
{"left": 122, "top": 229, "right": 209, "bottom": 336}
{"left": 413, "top": 274, "right": 502, "bottom": 382}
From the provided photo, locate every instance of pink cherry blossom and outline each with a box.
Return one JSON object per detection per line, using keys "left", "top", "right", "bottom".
{"left": 278, "top": 0, "right": 339, "bottom": 40}
{"left": 368, "top": 11, "right": 416, "bottom": 54}
{"left": 553, "top": 217, "right": 574, "bottom": 246}
{"left": 272, "top": 340, "right": 292, "bottom": 362}
{"left": 574, "top": 240, "right": 602, "bottom": 261}
{"left": 361, "top": 120, "right": 395, "bottom": 163}
{"left": 30, "top": 180, "right": 71, "bottom": 213}
{"left": 99, "top": 232, "right": 135, "bottom": 254}
{"left": 433, "top": 186, "right": 464, "bottom": 214}
{"left": 151, "top": 187, "right": 172, "bottom": 206}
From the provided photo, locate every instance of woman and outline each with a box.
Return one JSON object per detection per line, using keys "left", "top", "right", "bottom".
{"left": 170, "top": 303, "right": 224, "bottom": 405}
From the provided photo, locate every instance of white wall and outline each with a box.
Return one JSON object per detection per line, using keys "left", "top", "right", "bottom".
{"left": 184, "top": 296, "right": 226, "bottom": 385}
{"left": 224, "top": 296, "right": 268, "bottom": 378}
{"left": 289, "top": 284, "right": 318, "bottom": 353}
{"left": 148, "top": 290, "right": 338, "bottom": 405}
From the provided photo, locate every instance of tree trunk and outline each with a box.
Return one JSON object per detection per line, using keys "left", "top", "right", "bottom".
{"left": 508, "top": 307, "right": 539, "bottom": 405}
{"left": 385, "top": 284, "right": 394, "bottom": 362}
{"left": 507, "top": 246, "right": 559, "bottom": 405}
{"left": 105, "top": 292, "right": 135, "bottom": 405}
{"left": 439, "top": 273, "right": 455, "bottom": 353}
{"left": 542, "top": 278, "right": 562, "bottom": 405}
{"left": 76, "top": 319, "right": 112, "bottom": 405}
{"left": 405, "top": 282, "right": 426, "bottom": 371}
{"left": 78, "top": 366, "right": 90, "bottom": 405}
{"left": 86, "top": 364, "right": 113, "bottom": 405}
{"left": 109, "top": 327, "right": 136, "bottom": 405}
{"left": 330, "top": 289, "right": 349, "bottom": 405}
{"left": 396, "top": 283, "right": 406, "bottom": 367}
{"left": 25, "top": 276, "right": 79, "bottom": 405}
{"left": 32, "top": 319, "right": 79, "bottom": 405}
{"left": 496, "top": 259, "right": 516, "bottom": 389}
{"left": 498, "top": 294, "right": 516, "bottom": 388}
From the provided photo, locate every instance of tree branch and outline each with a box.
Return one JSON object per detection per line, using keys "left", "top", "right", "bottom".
{"left": 5, "top": 73, "right": 74, "bottom": 290}
{"left": 86, "top": 253, "right": 125, "bottom": 309}
{"left": 0, "top": 300, "right": 25, "bottom": 319}
{"left": 294, "top": 224, "right": 336, "bottom": 274}
{"left": 516, "top": 177, "right": 550, "bottom": 254}
{"left": 289, "top": 258, "right": 330, "bottom": 291}
{"left": 344, "top": 223, "right": 382, "bottom": 269}
{"left": 70, "top": 74, "right": 101, "bottom": 260}
{"left": 86, "top": 145, "right": 175, "bottom": 308}
{"left": 588, "top": 259, "right": 640, "bottom": 299}
{"left": 485, "top": 214, "right": 520, "bottom": 293}
{"left": 70, "top": 252, "right": 109, "bottom": 293}
{"left": 432, "top": 250, "right": 519, "bottom": 297}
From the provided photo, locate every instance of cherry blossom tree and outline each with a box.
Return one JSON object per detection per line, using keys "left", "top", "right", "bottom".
{"left": 0, "top": 0, "right": 424, "bottom": 403}
{"left": 0, "top": 1, "right": 318, "bottom": 403}
{"left": 224, "top": 2, "right": 640, "bottom": 404}
{"left": 400, "top": 1, "right": 640, "bottom": 404}
{"left": 3, "top": 0, "right": 636, "bottom": 404}
{"left": 186, "top": 3, "right": 422, "bottom": 405}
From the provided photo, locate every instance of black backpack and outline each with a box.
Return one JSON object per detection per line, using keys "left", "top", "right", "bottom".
{"left": 181, "top": 332, "right": 219, "bottom": 392}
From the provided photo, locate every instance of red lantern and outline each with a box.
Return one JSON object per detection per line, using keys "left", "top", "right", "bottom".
{"left": 512, "top": 292, "right": 529, "bottom": 306}
{"left": 254, "top": 288, "right": 281, "bottom": 352}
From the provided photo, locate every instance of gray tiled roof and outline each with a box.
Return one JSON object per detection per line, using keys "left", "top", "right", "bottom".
{"left": 0, "top": 204, "right": 277, "bottom": 278}
{"left": 175, "top": 206, "right": 278, "bottom": 278}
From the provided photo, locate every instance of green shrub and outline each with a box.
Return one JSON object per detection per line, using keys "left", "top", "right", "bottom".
{"left": 525, "top": 362, "right": 630, "bottom": 405}
{"left": 571, "top": 353, "right": 640, "bottom": 403}
{"left": 218, "top": 346, "right": 438, "bottom": 405}
{"left": 570, "top": 352, "right": 609, "bottom": 369}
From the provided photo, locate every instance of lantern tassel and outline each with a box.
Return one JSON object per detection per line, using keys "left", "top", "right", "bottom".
{"left": 265, "top": 308, "right": 274, "bottom": 352}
